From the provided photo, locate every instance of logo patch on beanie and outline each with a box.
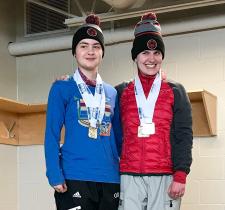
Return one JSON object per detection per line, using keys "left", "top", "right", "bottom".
{"left": 87, "top": 28, "right": 97, "bottom": 37}
{"left": 147, "top": 39, "right": 157, "bottom": 50}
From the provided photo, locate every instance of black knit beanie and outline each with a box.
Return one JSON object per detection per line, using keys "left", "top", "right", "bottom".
{"left": 72, "top": 14, "right": 104, "bottom": 57}
{"left": 131, "top": 12, "right": 165, "bottom": 60}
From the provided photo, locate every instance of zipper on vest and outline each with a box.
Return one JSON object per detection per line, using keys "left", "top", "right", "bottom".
{"left": 140, "top": 137, "right": 144, "bottom": 173}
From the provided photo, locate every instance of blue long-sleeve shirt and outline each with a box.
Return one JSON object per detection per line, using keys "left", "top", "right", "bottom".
{"left": 44, "top": 77, "right": 122, "bottom": 186}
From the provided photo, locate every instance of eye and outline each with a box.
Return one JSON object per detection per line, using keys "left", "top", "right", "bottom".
{"left": 94, "top": 45, "right": 101, "bottom": 49}
{"left": 154, "top": 50, "right": 161, "bottom": 55}
{"left": 80, "top": 45, "right": 87, "bottom": 48}
{"left": 142, "top": 50, "right": 149, "bottom": 55}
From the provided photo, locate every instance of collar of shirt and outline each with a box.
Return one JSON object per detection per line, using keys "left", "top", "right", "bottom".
{"left": 78, "top": 69, "right": 96, "bottom": 87}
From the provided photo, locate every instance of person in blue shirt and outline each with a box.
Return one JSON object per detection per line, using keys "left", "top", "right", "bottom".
{"left": 44, "top": 14, "right": 122, "bottom": 210}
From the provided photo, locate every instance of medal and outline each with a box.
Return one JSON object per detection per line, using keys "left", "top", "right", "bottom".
{"left": 134, "top": 71, "right": 161, "bottom": 138}
{"left": 74, "top": 69, "right": 105, "bottom": 140}
{"left": 138, "top": 122, "right": 155, "bottom": 137}
{"left": 88, "top": 126, "right": 98, "bottom": 139}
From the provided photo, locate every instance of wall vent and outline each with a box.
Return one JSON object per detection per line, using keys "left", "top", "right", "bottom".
{"left": 26, "top": 0, "right": 69, "bottom": 35}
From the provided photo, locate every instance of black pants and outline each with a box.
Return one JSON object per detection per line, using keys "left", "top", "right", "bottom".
{"left": 54, "top": 180, "right": 120, "bottom": 210}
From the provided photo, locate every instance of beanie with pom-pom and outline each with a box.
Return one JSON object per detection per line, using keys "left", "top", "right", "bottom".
{"left": 72, "top": 14, "right": 104, "bottom": 57}
{"left": 131, "top": 12, "right": 165, "bottom": 60}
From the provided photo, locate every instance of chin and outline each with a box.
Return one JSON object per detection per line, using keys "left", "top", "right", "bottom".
{"left": 145, "top": 71, "right": 157, "bottom": 76}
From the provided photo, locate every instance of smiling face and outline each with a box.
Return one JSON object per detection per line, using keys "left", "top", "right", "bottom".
{"left": 135, "top": 49, "right": 163, "bottom": 76}
{"left": 75, "top": 38, "right": 103, "bottom": 73}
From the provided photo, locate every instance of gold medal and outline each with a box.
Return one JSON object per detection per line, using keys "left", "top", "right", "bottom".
{"left": 88, "top": 126, "right": 98, "bottom": 139}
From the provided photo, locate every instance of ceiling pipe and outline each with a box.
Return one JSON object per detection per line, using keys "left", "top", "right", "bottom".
{"left": 8, "top": 36, "right": 72, "bottom": 56}
{"left": 8, "top": 14, "right": 225, "bottom": 56}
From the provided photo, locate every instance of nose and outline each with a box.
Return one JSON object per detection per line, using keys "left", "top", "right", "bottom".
{"left": 147, "top": 53, "right": 155, "bottom": 62}
{"left": 87, "top": 46, "right": 95, "bottom": 54}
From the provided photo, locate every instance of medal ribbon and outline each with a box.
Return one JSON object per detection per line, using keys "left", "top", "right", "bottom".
{"left": 134, "top": 70, "right": 162, "bottom": 125}
{"left": 73, "top": 69, "right": 105, "bottom": 128}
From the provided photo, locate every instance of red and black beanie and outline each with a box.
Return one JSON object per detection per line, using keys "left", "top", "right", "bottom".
{"left": 72, "top": 14, "right": 105, "bottom": 57}
{"left": 131, "top": 12, "right": 165, "bottom": 60}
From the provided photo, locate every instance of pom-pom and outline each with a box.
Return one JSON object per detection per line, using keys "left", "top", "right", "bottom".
{"left": 85, "top": 14, "right": 100, "bottom": 26}
{"left": 141, "top": 12, "right": 157, "bottom": 21}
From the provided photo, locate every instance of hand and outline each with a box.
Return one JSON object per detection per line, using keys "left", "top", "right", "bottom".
{"left": 161, "top": 71, "right": 167, "bottom": 80}
{"left": 53, "top": 183, "right": 68, "bottom": 193}
{"left": 55, "top": 75, "right": 70, "bottom": 82}
{"left": 167, "top": 181, "right": 185, "bottom": 199}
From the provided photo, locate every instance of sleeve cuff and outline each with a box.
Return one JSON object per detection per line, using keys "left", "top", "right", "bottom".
{"left": 173, "top": 171, "right": 187, "bottom": 184}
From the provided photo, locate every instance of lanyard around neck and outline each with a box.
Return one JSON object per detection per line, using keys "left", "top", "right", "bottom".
{"left": 73, "top": 69, "right": 105, "bottom": 128}
{"left": 134, "top": 71, "right": 162, "bottom": 125}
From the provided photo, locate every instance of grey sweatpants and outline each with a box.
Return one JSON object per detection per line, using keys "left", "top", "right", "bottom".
{"left": 118, "top": 175, "right": 181, "bottom": 210}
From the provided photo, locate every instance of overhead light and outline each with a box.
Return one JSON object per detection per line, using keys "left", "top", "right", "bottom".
{"left": 65, "top": 0, "right": 225, "bottom": 27}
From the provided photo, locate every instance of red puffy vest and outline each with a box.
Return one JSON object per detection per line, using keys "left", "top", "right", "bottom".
{"left": 120, "top": 74, "right": 175, "bottom": 175}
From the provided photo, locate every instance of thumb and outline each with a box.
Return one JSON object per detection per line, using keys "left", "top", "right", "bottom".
{"left": 62, "top": 183, "right": 68, "bottom": 192}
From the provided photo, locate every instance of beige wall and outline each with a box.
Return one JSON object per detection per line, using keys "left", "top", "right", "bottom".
{"left": 0, "top": 145, "right": 17, "bottom": 210}
{"left": 163, "top": 29, "right": 225, "bottom": 210}
{"left": 0, "top": 0, "right": 17, "bottom": 99}
{"left": 17, "top": 50, "right": 73, "bottom": 103}
{"left": 0, "top": 1, "right": 17, "bottom": 210}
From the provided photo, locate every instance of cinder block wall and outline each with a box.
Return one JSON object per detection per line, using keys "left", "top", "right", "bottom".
{"left": 0, "top": 145, "right": 17, "bottom": 210}
{"left": 0, "top": 1, "right": 17, "bottom": 210}
{"left": 0, "top": 0, "right": 16, "bottom": 99}
{"left": 162, "top": 30, "right": 225, "bottom": 210}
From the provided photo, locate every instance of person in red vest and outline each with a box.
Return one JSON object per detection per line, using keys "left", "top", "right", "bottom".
{"left": 115, "top": 12, "right": 193, "bottom": 210}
